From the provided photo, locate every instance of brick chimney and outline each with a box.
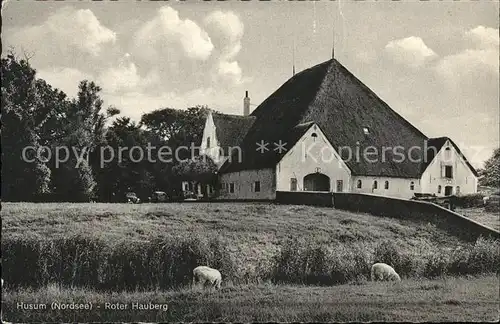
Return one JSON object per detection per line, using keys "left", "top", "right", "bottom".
{"left": 243, "top": 91, "right": 250, "bottom": 116}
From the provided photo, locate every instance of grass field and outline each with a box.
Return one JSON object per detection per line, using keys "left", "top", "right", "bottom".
{"left": 3, "top": 201, "right": 478, "bottom": 281}
{"left": 2, "top": 276, "right": 499, "bottom": 322}
{"left": 455, "top": 207, "right": 500, "bottom": 231}
{"left": 2, "top": 202, "right": 498, "bottom": 322}
{"left": 1, "top": 202, "right": 471, "bottom": 259}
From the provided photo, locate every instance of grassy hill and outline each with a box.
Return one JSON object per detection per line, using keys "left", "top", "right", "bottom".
{"left": 3, "top": 202, "right": 469, "bottom": 261}
{"left": 2, "top": 202, "right": 498, "bottom": 289}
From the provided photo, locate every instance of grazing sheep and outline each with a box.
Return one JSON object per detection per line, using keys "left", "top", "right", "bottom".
{"left": 192, "top": 266, "right": 222, "bottom": 290}
{"left": 371, "top": 263, "right": 401, "bottom": 282}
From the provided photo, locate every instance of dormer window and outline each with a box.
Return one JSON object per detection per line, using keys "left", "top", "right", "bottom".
{"left": 363, "top": 127, "right": 370, "bottom": 135}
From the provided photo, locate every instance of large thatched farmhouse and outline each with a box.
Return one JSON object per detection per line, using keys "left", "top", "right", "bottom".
{"left": 196, "top": 59, "right": 478, "bottom": 200}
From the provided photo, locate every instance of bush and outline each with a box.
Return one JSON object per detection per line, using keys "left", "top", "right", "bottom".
{"left": 446, "top": 237, "right": 499, "bottom": 276}
{"left": 2, "top": 234, "right": 236, "bottom": 291}
{"left": 424, "top": 252, "right": 450, "bottom": 278}
{"left": 270, "top": 238, "right": 371, "bottom": 285}
{"left": 454, "top": 193, "right": 485, "bottom": 208}
{"left": 372, "top": 240, "right": 415, "bottom": 277}
{"left": 329, "top": 244, "right": 371, "bottom": 284}
{"left": 466, "top": 237, "right": 499, "bottom": 275}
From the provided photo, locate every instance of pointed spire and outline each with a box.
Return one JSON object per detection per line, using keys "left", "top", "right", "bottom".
{"left": 332, "top": 18, "right": 335, "bottom": 59}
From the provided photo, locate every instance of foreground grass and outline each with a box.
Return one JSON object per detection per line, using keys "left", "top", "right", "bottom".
{"left": 3, "top": 276, "right": 499, "bottom": 322}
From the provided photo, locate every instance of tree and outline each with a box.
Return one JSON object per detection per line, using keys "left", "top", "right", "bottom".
{"left": 95, "top": 117, "right": 157, "bottom": 201}
{"left": 1, "top": 53, "right": 53, "bottom": 200}
{"left": 52, "top": 81, "right": 110, "bottom": 201}
{"left": 141, "top": 105, "right": 212, "bottom": 195}
{"left": 172, "top": 155, "right": 218, "bottom": 197}
{"left": 478, "top": 148, "right": 500, "bottom": 188}
{"left": 141, "top": 105, "right": 210, "bottom": 158}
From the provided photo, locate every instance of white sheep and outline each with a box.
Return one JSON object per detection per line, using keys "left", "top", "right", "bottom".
{"left": 371, "top": 263, "right": 401, "bottom": 282}
{"left": 192, "top": 266, "right": 222, "bottom": 290}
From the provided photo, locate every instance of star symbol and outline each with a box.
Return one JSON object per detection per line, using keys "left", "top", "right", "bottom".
{"left": 273, "top": 140, "right": 287, "bottom": 153}
{"left": 256, "top": 140, "right": 269, "bottom": 154}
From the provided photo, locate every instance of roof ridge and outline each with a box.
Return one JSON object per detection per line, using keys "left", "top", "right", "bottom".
{"left": 212, "top": 111, "right": 255, "bottom": 118}
{"left": 327, "top": 59, "right": 429, "bottom": 140}
{"left": 250, "top": 59, "right": 332, "bottom": 119}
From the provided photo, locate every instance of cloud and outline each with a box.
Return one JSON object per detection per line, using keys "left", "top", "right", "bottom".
{"left": 97, "top": 54, "right": 159, "bottom": 94}
{"left": 204, "top": 10, "right": 246, "bottom": 85}
{"left": 133, "top": 6, "right": 213, "bottom": 61}
{"left": 466, "top": 25, "right": 499, "bottom": 49}
{"left": 434, "top": 26, "right": 499, "bottom": 91}
{"left": 217, "top": 60, "right": 243, "bottom": 85}
{"left": 204, "top": 10, "right": 244, "bottom": 59}
{"left": 102, "top": 87, "right": 244, "bottom": 121}
{"left": 37, "top": 67, "right": 92, "bottom": 98}
{"left": 384, "top": 36, "right": 437, "bottom": 68}
{"left": 435, "top": 48, "right": 499, "bottom": 89}
{"left": 9, "top": 7, "right": 116, "bottom": 57}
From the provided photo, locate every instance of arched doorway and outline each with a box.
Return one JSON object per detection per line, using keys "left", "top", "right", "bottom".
{"left": 303, "top": 173, "right": 331, "bottom": 191}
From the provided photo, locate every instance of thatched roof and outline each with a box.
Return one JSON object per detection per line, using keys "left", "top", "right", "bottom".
{"left": 219, "top": 59, "right": 477, "bottom": 178}
{"left": 212, "top": 112, "right": 255, "bottom": 152}
{"left": 422, "top": 137, "right": 478, "bottom": 177}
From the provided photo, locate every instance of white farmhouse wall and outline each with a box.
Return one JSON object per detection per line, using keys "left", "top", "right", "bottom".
{"left": 200, "top": 112, "right": 227, "bottom": 168}
{"left": 276, "top": 123, "right": 351, "bottom": 192}
{"left": 420, "top": 140, "right": 477, "bottom": 196}
{"left": 218, "top": 168, "right": 276, "bottom": 200}
{"left": 351, "top": 176, "right": 420, "bottom": 199}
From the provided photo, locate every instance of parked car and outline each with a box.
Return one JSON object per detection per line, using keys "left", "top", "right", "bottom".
{"left": 183, "top": 190, "right": 196, "bottom": 200}
{"left": 151, "top": 191, "right": 169, "bottom": 203}
{"left": 126, "top": 192, "right": 141, "bottom": 204}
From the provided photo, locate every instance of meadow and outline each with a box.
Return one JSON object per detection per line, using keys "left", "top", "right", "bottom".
{"left": 1, "top": 202, "right": 499, "bottom": 322}
{"left": 3, "top": 277, "right": 499, "bottom": 322}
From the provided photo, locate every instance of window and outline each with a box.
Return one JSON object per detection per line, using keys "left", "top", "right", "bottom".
{"left": 373, "top": 181, "right": 378, "bottom": 189}
{"left": 456, "top": 186, "right": 461, "bottom": 195}
{"left": 229, "top": 183, "right": 235, "bottom": 193}
{"left": 410, "top": 181, "right": 415, "bottom": 190}
{"left": 290, "top": 178, "right": 297, "bottom": 191}
{"left": 444, "top": 147, "right": 451, "bottom": 161}
{"left": 357, "top": 180, "right": 362, "bottom": 189}
{"left": 438, "top": 185, "right": 442, "bottom": 194}
{"left": 254, "top": 181, "right": 261, "bottom": 192}
{"left": 206, "top": 136, "right": 211, "bottom": 148}
{"left": 384, "top": 181, "right": 389, "bottom": 190}
{"left": 220, "top": 182, "right": 224, "bottom": 190}
{"left": 445, "top": 165, "right": 453, "bottom": 179}
{"left": 336, "top": 180, "right": 343, "bottom": 192}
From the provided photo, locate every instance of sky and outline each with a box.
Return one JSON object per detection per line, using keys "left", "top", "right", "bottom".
{"left": 2, "top": 0, "right": 499, "bottom": 168}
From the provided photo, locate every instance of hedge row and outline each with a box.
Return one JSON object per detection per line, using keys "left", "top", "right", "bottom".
{"left": 2, "top": 235, "right": 498, "bottom": 290}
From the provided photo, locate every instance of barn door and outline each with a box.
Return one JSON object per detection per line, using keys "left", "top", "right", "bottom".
{"left": 303, "top": 173, "right": 331, "bottom": 192}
